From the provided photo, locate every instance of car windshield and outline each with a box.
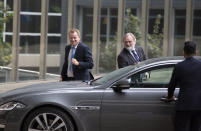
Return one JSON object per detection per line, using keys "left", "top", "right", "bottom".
{"left": 91, "top": 65, "right": 134, "bottom": 85}
{"left": 91, "top": 61, "right": 151, "bottom": 85}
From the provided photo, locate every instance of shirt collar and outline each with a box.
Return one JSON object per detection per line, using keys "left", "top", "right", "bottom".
{"left": 71, "top": 43, "right": 79, "bottom": 49}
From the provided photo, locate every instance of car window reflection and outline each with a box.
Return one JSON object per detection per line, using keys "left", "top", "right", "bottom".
{"left": 129, "top": 67, "right": 174, "bottom": 88}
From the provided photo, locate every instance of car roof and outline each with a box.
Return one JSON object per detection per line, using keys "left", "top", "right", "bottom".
{"left": 137, "top": 56, "right": 201, "bottom": 67}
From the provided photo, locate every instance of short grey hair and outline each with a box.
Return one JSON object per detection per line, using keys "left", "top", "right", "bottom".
{"left": 123, "top": 33, "right": 136, "bottom": 41}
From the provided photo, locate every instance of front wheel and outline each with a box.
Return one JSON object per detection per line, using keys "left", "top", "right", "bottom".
{"left": 22, "top": 107, "right": 75, "bottom": 131}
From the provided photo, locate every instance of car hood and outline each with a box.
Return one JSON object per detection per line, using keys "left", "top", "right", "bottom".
{"left": 0, "top": 81, "right": 94, "bottom": 101}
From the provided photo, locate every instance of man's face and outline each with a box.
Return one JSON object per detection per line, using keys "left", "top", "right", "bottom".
{"left": 124, "top": 35, "right": 135, "bottom": 50}
{"left": 69, "top": 32, "right": 80, "bottom": 46}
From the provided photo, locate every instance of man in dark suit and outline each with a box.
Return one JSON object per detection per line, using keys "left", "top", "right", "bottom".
{"left": 117, "top": 33, "right": 146, "bottom": 68}
{"left": 165, "top": 41, "right": 201, "bottom": 131}
{"left": 60, "top": 28, "right": 94, "bottom": 81}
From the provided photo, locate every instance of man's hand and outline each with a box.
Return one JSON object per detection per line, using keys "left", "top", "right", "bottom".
{"left": 72, "top": 58, "right": 79, "bottom": 66}
{"left": 145, "top": 72, "right": 149, "bottom": 80}
{"left": 59, "top": 77, "right": 62, "bottom": 82}
{"left": 161, "top": 95, "right": 177, "bottom": 102}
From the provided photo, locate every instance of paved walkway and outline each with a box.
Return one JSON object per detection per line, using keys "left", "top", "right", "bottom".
{"left": 0, "top": 79, "right": 57, "bottom": 93}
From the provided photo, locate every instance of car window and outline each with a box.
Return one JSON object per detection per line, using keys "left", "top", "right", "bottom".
{"left": 129, "top": 67, "right": 174, "bottom": 88}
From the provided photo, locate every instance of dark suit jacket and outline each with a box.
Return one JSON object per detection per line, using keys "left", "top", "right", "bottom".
{"left": 117, "top": 45, "right": 146, "bottom": 68}
{"left": 168, "top": 57, "right": 201, "bottom": 111}
{"left": 61, "top": 43, "right": 94, "bottom": 81}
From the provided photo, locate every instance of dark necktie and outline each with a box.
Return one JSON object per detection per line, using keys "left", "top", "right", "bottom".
{"left": 131, "top": 50, "right": 139, "bottom": 62}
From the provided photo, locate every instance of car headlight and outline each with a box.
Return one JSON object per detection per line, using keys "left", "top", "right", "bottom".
{"left": 0, "top": 102, "right": 26, "bottom": 111}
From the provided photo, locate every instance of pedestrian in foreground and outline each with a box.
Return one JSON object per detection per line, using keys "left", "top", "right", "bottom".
{"left": 165, "top": 41, "right": 201, "bottom": 131}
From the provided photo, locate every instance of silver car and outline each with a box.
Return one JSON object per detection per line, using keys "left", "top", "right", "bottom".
{"left": 0, "top": 56, "right": 199, "bottom": 131}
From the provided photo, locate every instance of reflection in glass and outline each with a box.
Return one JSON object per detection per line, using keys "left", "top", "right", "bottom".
{"left": 21, "top": 0, "right": 41, "bottom": 12}
{"left": 20, "top": 36, "right": 40, "bottom": 53}
{"left": 49, "top": 0, "right": 61, "bottom": 13}
{"left": 174, "top": 10, "right": 186, "bottom": 56}
{"left": 48, "top": 16, "right": 61, "bottom": 33}
{"left": 20, "top": 15, "right": 41, "bottom": 33}
{"left": 48, "top": 37, "right": 60, "bottom": 54}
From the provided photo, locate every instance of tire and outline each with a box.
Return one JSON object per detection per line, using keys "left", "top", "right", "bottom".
{"left": 22, "top": 107, "right": 75, "bottom": 131}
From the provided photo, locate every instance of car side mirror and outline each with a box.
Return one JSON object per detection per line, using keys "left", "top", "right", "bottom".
{"left": 112, "top": 79, "right": 130, "bottom": 92}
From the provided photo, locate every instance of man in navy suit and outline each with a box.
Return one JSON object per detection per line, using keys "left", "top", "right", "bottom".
{"left": 117, "top": 33, "right": 146, "bottom": 68}
{"left": 60, "top": 28, "right": 94, "bottom": 81}
{"left": 166, "top": 41, "right": 201, "bottom": 131}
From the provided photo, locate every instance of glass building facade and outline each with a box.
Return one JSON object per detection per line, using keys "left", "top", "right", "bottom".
{"left": 1, "top": 0, "right": 201, "bottom": 76}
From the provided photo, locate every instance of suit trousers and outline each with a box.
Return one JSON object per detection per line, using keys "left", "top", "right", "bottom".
{"left": 174, "top": 110, "right": 201, "bottom": 131}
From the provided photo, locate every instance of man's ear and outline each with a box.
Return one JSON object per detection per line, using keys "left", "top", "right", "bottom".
{"left": 183, "top": 50, "right": 187, "bottom": 58}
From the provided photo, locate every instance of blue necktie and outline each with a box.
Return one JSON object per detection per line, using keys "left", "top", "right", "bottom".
{"left": 71, "top": 47, "right": 75, "bottom": 59}
{"left": 69, "top": 47, "right": 75, "bottom": 70}
{"left": 131, "top": 50, "right": 139, "bottom": 62}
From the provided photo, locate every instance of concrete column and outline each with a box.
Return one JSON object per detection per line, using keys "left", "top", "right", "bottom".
{"left": 60, "top": 0, "right": 68, "bottom": 72}
{"left": 141, "top": 0, "right": 149, "bottom": 55}
{"left": 106, "top": 8, "right": 111, "bottom": 44}
{"left": 116, "top": 0, "right": 125, "bottom": 68}
{"left": 11, "top": 0, "right": 21, "bottom": 82}
{"left": 67, "top": 0, "right": 74, "bottom": 43}
{"left": 92, "top": 0, "right": 101, "bottom": 74}
{"left": 39, "top": 0, "right": 49, "bottom": 79}
{"left": 163, "top": 0, "right": 174, "bottom": 56}
{"left": 185, "top": 0, "right": 194, "bottom": 41}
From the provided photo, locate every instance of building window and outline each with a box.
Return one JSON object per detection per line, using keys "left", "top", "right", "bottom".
{"left": 49, "top": 0, "right": 61, "bottom": 13}
{"left": 100, "top": 8, "right": 118, "bottom": 42}
{"left": 148, "top": 9, "right": 164, "bottom": 34}
{"left": 193, "top": 10, "right": 201, "bottom": 36}
{"left": 21, "top": 15, "right": 41, "bottom": 33}
{"left": 20, "top": 36, "right": 40, "bottom": 53}
{"left": 48, "top": 16, "right": 61, "bottom": 33}
{"left": 82, "top": 8, "right": 93, "bottom": 42}
{"left": 19, "top": 36, "right": 61, "bottom": 54}
{"left": 100, "top": 8, "right": 107, "bottom": 42}
{"left": 82, "top": 7, "right": 119, "bottom": 43}
{"left": 2, "top": 0, "right": 62, "bottom": 54}
{"left": 6, "top": 0, "right": 13, "bottom": 11}
{"left": 21, "top": 0, "right": 41, "bottom": 12}
{"left": 48, "top": 37, "right": 60, "bottom": 54}
{"left": 5, "top": 16, "right": 13, "bottom": 32}
{"left": 175, "top": 10, "right": 186, "bottom": 36}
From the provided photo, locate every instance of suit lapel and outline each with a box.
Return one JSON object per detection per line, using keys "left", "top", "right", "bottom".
{"left": 135, "top": 46, "right": 141, "bottom": 61}
{"left": 74, "top": 43, "right": 81, "bottom": 58}
{"left": 66, "top": 45, "right": 71, "bottom": 58}
{"left": 124, "top": 49, "right": 136, "bottom": 63}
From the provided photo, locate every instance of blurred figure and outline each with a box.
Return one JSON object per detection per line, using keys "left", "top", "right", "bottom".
{"left": 60, "top": 28, "right": 94, "bottom": 81}
{"left": 165, "top": 41, "right": 201, "bottom": 131}
{"left": 117, "top": 33, "right": 146, "bottom": 68}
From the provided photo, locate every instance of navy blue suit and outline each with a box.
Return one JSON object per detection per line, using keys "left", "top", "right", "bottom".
{"left": 168, "top": 56, "right": 201, "bottom": 131}
{"left": 117, "top": 45, "right": 146, "bottom": 68}
{"left": 61, "top": 43, "right": 94, "bottom": 81}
